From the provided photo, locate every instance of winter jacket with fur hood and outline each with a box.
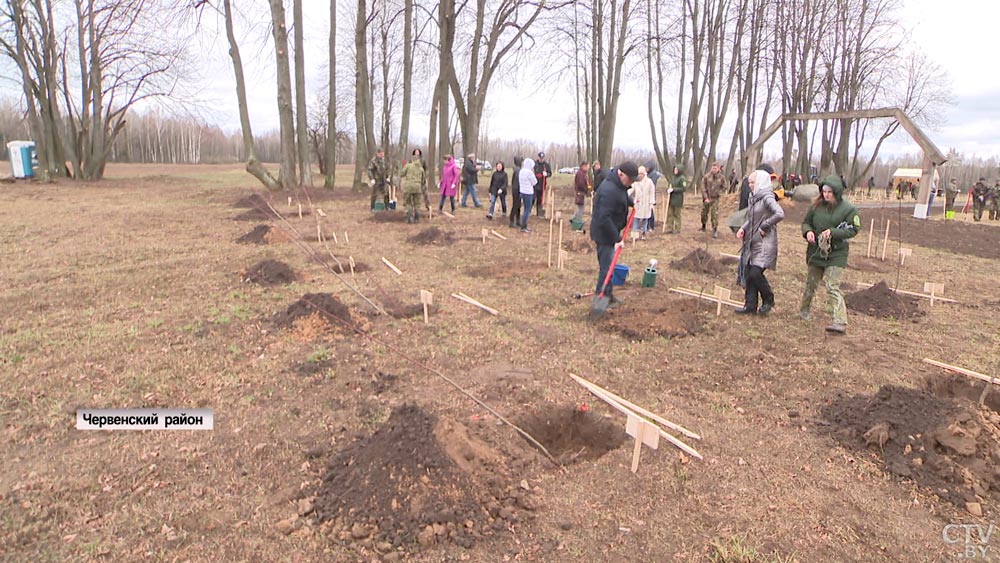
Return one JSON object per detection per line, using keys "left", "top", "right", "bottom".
{"left": 740, "top": 170, "right": 785, "bottom": 270}
{"left": 801, "top": 174, "right": 860, "bottom": 269}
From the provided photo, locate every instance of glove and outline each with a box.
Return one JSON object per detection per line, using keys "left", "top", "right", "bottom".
{"left": 368, "top": 179, "right": 375, "bottom": 187}
{"left": 614, "top": 241, "right": 625, "bottom": 250}
{"left": 543, "top": 172, "right": 548, "bottom": 178}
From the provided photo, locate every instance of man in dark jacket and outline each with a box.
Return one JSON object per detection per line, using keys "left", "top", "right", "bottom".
{"left": 973, "top": 177, "right": 989, "bottom": 221}
{"left": 591, "top": 161, "right": 639, "bottom": 305}
{"left": 572, "top": 161, "right": 591, "bottom": 222}
{"left": 460, "top": 153, "right": 481, "bottom": 208}
{"left": 592, "top": 161, "right": 606, "bottom": 189}
{"left": 534, "top": 152, "right": 552, "bottom": 217}
{"left": 800, "top": 175, "right": 861, "bottom": 334}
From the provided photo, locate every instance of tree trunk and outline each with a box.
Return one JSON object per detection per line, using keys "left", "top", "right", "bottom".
{"left": 222, "top": 0, "right": 280, "bottom": 190}
{"left": 269, "top": 0, "right": 298, "bottom": 190}
{"left": 293, "top": 0, "right": 313, "bottom": 187}
{"left": 352, "top": 0, "right": 370, "bottom": 191}
{"left": 397, "top": 0, "right": 413, "bottom": 156}
{"left": 324, "top": 0, "right": 336, "bottom": 189}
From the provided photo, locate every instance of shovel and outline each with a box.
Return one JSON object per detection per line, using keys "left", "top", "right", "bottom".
{"left": 590, "top": 205, "right": 638, "bottom": 318}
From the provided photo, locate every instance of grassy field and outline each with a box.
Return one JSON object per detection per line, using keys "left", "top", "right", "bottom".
{"left": 1, "top": 162, "right": 999, "bottom": 562}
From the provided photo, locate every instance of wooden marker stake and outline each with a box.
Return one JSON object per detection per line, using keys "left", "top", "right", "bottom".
{"left": 548, "top": 218, "right": 555, "bottom": 267}
{"left": 349, "top": 256, "right": 356, "bottom": 277}
{"left": 298, "top": 203, "right": 303, "bottom": 219}
{"left": 626, "top": 414, "right": 660, "bottom": 473}
{"left": 331, "top": 232, "right": 338, "bottom": 244}
{"left": 880, "top": 220, "right": 891, "bottom": 261}
{"left": 714, "top": 285, "right": 731, "bottom": 316}
{"left": 491, "top": 229, "right": 507, "bottom": 241}
{"left": 898, "top": 247, "right": 912, "bottom": 266}
{"left": 381, "top": 257, "right": 403, "bottom": 275}
{"left": 288, "top": 196, "right": 293, "bottom": 207}
{"left": 316, "top": 208, "right": 327, "bottom": 217}
{"left": 558, "top": 217, "right": 564, "bottom": 256}
{"left": 923, "top": 282, "right": 945, "bottom": 306}
{"left": 866, "top": 218, "right": 875, "bottom": 258}
{"left": 316, "top": 223, "right": 322, "bottom": 243}
{"left": 558, "top": 249, "right": 568, "bottom": 270}
{"left": 482, "top": 228, "right": 489, "bottom": 244}
{"left": 344, "top": 231, "right": 349, "bottom": 244}
{"left": 420, "top": 290, "right": 433, "bottom": 324}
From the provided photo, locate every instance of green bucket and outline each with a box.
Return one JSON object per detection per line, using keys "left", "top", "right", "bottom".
{"left": 641, "top": 267, "right": 658, "bottom": 288}
{"left": 945, "top": 210, "right": 955, "bottom": 219}
{"left": 570, "top": 217, "right": 584, "bottom": 231}
{"left": 373, "top": 201, "right": 386, "bottom": 212}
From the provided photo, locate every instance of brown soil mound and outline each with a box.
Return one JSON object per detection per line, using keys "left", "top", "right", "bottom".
{"left": 406, "top": 227, "right": 454, "bottom": 245}
{"left": 820, "top": 382, "right": 1000, "bottom": 506}
{"left": 466, "top": 261, "right": 547, "bottom": 279}
{"left": 273, "top": 293, "right": 352, "bottom": 329}
{"left": 244, "top": 259, "right": 297, "bottom": 285}
{"left": 232, "top": 193, "right": 269, "bottom": 208}
{"left": 313, "top": 405, "right": 534, "bottom": 551}
{"left": 601, "top": 293, "right": 705, "bottom": 340}
{"left": 380, "top": 296, "right": 437, "bottom": 319}
{"left": 236, "top": 225, "right": 292, "bottom": 244}
{"left": 845, "top": 281, "right": 924, "bottom": 319}
{"left": 517, "top": 406, "right": 625, "bottom": 464}
{"left": 671, "top": 248, "right": 727, "bottom": 275}
{"left": 565, "top": 238, "right": 594, "bottom": 254}
{"left": 233, "top": 208, "right": 274, "bottom": 221}
{"left": 371, "top": 211, "right": 408, "bottom": 223}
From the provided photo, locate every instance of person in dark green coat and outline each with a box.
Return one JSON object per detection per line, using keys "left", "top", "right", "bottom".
{"left": 666, "top": 164, "right": 687, "bottom": 234}
{"left": 799, "top": 175, "right": 861, "bottom": 334}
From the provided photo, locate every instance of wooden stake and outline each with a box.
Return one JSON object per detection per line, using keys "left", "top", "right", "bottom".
{"left": 719, "top": 252, "right": 740, "bottom": 259}
{"left": 381, "top": 257, "right": 403, "bottom": 275}
{"left": 923, "top": 282, "right": 945, "bottom": 306}
{"left": 855, "top": 282, "right": 957, "bottom": 303}
{"left": 714, "top": 286, "right": 731, "bottom": 316}
{"left": 349, "top": 256, "right": 356, "bottom": 277}
{"left": 482, "top": 228, "right": 488, "bottom": 244}
{"left": 331, "top": 232, "right": 338, "bottom": 244}
{"left": 490, "top": 229, "right": 507, "bottom": 240}
{"left": 442, "top": 211, "right": 455, "bottom": 218}
{"left": 669, "top": 286, "right": 744, "bottom": 308}
{"left": 548, "top": 218, "right": 555, "bottom": 267}
{"left": 898, "top": 247, "right": 912, "bottom": 265}
{"left": 298, "top": 203, "right": 303, "bottom": 219}
{"left": 558, "top": 249, "right": 568, "bottom": 270}
{"left": 924, "top": 358, "right": 1000, "bottom": 387}
{"left": 866, "top": 218, "right": 875, "bottom": 258}
{"left": 344, "top": 231, "right": 349, "bottom": 244}
{"left": 569, "top": 373, "right": 701, "bottom": 440}
{"left": 558, "top": 217, "right": 564, "bottom": 258}
{"left": 880, "top": 220, "right": 891, "bottom": 261}
{"left": 451, "top": 292, "right": 499, "bottom": 315}
{"left": 420, "top": 290, "right": 433, "bottom": 324}
{"left": 316, "top": 223, "right": 322, "bottom": 243}
{"left": 627, "top": 415, "right": 659, "bottom": 473}
{"left": 316, "top": 208, "right": 327, "bottom": 218}
{"left": 288, "top": 196, "right": 292, "bottom": 207}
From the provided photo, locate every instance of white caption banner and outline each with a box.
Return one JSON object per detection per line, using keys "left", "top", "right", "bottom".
{"left": 76, "top": 408, "right": 214, "bottom": 430}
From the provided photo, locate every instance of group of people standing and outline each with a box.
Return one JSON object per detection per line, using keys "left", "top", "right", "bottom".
{"left": 971, "top": 177, "right": 1000, "bottom": 222}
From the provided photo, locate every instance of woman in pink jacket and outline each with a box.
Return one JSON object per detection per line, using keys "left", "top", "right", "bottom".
{"left": 439, "top": 154, "right": 459, "bottom": 213}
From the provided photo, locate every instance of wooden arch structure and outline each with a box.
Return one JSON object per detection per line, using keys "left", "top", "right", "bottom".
{"left": 746, "top": 108, "right": 947, "bottom": 218}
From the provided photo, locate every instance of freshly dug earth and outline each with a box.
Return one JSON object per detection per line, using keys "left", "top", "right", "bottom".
{"left": 236, "top": 224, "right": 292, "bottom": 244}
{"left": 233, "top": 208, "right": 275, "bottom": 221}
{"left": 379, "top": 295, "right": 437, "bottom": 319}
{"left": 820, "top": 382, "right": 1000, "bottom": 507}
{"left": 517, "top": 406, "right": 625, "bottom": 465}
{"left": 845, "top": 280, "right": 925, "bottom": 319}
{"left": 564, "top": 238, "right": 594, "bottom": 254}
{"left": 313, "top": 405, "right": 534, "bottom": 551}
{"left": 273, "top": 293, "right": 352, "bottom": 329}
{"left": 232, "top": 193, "right": 269, "bottom": 208}
{"left": 243, "top": 259, "right": 297, "bottom": 285}
{"left": 671, "top": 248, "right": 727, "bottom": 275}
{"left": 407, "top": 227, "right": 454, "bottom": 245}
{"left": 600, "top": 293, "right": 706, "bottom": 340}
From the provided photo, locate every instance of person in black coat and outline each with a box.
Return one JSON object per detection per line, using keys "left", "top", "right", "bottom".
{"left": 486, "top": 161, "right": 508, "bottom": 219}
{"left": 533, "top": 152, "right": 553, "bottom": 217}
{"left": 590, "top": 161, "right": 639, "bottom": 305}
{"left": 508, "top": 156, "right": 524, "bottom": 228}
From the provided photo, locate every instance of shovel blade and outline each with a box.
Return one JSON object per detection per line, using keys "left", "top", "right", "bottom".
{"left": 589, "top": 295, "right": 611, "bottom": 318}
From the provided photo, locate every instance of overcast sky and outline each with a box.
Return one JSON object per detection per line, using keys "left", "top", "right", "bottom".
{"left": 5, "top": 0, "right": 998, "bottom": 161}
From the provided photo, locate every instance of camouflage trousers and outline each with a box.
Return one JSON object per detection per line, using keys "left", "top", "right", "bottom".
{"left": 404, "top": 192, "right": 423, "bottom": 220}
{"left": 700, "top": 200, "right": 720, "bottom": 231}
{"left": 666, "top": 205, "right": 683, "bottom": 233}
{"left": 800, "top": 265, "right": 847, "bottom": 325}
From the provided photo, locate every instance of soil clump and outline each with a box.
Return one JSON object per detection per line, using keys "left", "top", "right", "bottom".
{"left": 244, "top": 260, "right": 297, "bottom": 285}
{"left": 671, "top": 248, "right": 727, "bottom": 275}
{"left": 845, "top": 280, "right": 924, "bottom": 319}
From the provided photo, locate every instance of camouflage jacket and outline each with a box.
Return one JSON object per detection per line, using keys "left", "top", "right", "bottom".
{"left": 368, "top": 156, "right": 388, "bottom": 186}
{"left": 701, "top": 171, "right": 727, "bottom": 200}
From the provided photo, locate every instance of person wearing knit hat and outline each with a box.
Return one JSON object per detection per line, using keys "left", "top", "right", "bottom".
{"left": 533, "top": 152, "right": 552, "bottom": 218}
{"left": 590, "top": 161, "right": 638, "bottom": 306}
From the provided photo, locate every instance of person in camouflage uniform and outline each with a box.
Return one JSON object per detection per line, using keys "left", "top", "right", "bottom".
{"left": 666, "top": 164, "right": 688, "bottom": 234}
{"left": 700, "top": 161, "right": 727, "bottom": 238}
{"left": 368, "top": 148, "right": 389, "bottom": 211}
{"left": 400, "top": 154, "right": 426, "bottom": 223}
{"left": 944, "top": 177, "right": 960, "bottom": 218}
{"left": 972, "top": 177, "right": 990, "bottom": 221}
{"left": 989, "top": 180, "right": 1000, "bottom": 221}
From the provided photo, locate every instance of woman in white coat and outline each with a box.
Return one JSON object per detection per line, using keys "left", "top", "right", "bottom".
{"left": 628, "top": 166, "right": 656, "bottom": 240}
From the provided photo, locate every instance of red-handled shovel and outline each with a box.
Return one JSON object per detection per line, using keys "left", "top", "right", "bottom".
{"left": 590, "top": 204, "right": 638, "bottom": 318}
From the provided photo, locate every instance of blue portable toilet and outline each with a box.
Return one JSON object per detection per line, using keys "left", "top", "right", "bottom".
{"left": 7, "top": 141, "right": 36, "bottom": 178}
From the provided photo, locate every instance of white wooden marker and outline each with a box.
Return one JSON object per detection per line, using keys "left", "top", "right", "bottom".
{"left": 420, "top": 290, "right": 433, "bottom": 324}
{"left": 626, "top": 414, "right": 660, "bottom": 473}
{"left": 491, "top": 229, "right": 507, "bottom": 241}
{"left": 558, "top": 249, "right": 568, "bottom": 270}
{"left": 349, "top": 256, "right": 356, "bottom": 277}
{"left": 880, "top": 220, "right": 891, "bottom": 261}
{"left": 898, "top": 247, "right": 912, "bottom": 265}
{"left": 866, "top": 218, "right": 875, "bottom": 258}
{"left": 482, "top": 228, "right": 489, "bottom": 244}
{"left": 381, "top": 257, "right": 403, "bottom": 275}
{"left": 923, "top": 282, "right": 945, "bottom": 306}
{"left": 714, "top": 285, "right": 732, "bottom": 316}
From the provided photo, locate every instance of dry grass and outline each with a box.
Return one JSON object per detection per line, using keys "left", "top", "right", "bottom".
{"left": 1, "top": 163, "right": 998, "bottom": 562}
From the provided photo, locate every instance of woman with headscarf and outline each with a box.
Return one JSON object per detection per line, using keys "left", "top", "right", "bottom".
{"left": 518, "top": 157, "right": 538, "bottom": 232}
{"left": 799, "top": 175, "right": 860, "bottom": 334}
{"left": 735, "top": 169, "right": 785, "bottom": 316}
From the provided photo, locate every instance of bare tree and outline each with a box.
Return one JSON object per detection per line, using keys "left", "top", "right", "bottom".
{"left": 268, "top": 0, "right": 299, "bottom": 190}
{"left": 293, "top": 0, "right": 312, "bottom": 187}
{"left": 324, "top": 0, "right": 337, "bottom": 188}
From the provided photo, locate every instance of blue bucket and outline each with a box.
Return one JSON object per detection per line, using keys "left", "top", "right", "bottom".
{"left": 612, "top": 264, "right": 630, "bottom": 286}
